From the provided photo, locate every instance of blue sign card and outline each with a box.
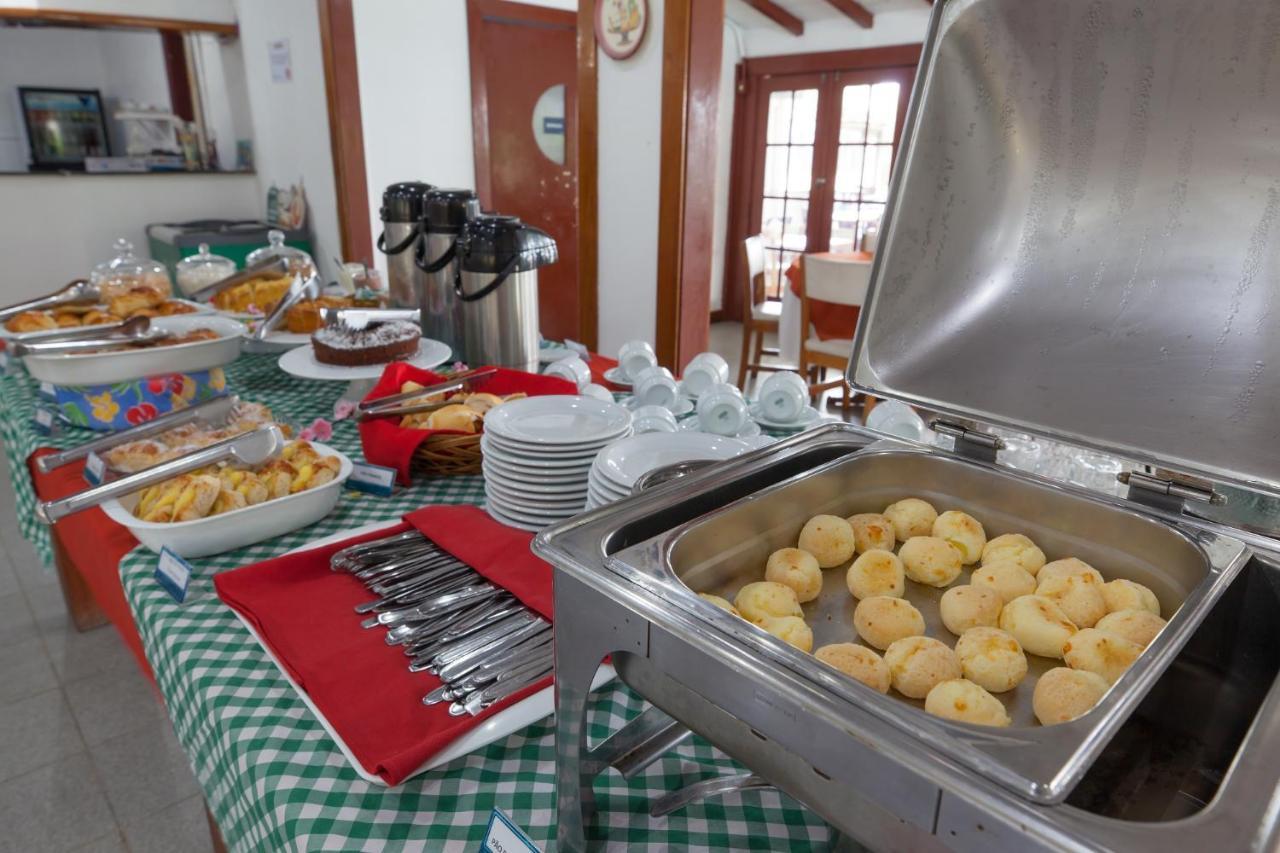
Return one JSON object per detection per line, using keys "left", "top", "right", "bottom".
{"left": 348, "top": 461, "right": 397, "bottom": 497}
{"left": 0, "top": 349, "right": 10, "bottom": 375}
{"left": 31, "top": 407, "right": 57, "bottom": 436}
{"left": 83, "top": 451, "right": 106, "bottom": 485}
{"left": 480, "top": 809, "right": 540, "bottom": 853}
{"left": 155, "top": 547, "right": 193, "bottom": 603}
{"left": 37, "top": 381, "right": 56, "bottom": 401}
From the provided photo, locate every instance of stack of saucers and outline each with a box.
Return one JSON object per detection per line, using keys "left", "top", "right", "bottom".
{"left": 586, "top": 432, "right": 753, "bottom": 510}
{"left": 480, "top": 396, "right": 633, "bottom": 531}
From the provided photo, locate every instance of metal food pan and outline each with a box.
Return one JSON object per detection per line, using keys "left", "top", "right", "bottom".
{"left": 620, "top": 445, "right": 1249, "bottom": 802}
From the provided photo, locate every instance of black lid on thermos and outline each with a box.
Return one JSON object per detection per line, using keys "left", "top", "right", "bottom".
{"left": 423, "top": 189, "right": 481, "bottom": 236}
{"left": 379, "top": 181, "right": 435, "bottom": 223}
{"left": 458, "top": 214, "right": 558, "bottom": 274}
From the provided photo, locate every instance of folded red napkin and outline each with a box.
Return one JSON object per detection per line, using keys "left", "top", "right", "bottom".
{"left": 358, "top": 362, "right": 576, "bottom": 484}
{"left": 214, "top": 505, "right": 554, "bottom": 785}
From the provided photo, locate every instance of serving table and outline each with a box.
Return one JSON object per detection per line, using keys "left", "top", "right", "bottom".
{"left": 0, "top": 353, "right": 830, "bottom": 851}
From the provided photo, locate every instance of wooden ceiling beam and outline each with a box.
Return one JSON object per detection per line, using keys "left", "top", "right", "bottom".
{"left": 742, "top": 0, "right": 803, "bottom": 36}
{"left": 822, "top": 0, "right": 874, "bottom": 28}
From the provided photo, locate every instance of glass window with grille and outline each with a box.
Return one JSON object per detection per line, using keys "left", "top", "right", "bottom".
{"left": 759, "top": 87, "right": 818, "bottom": 299}
{"left": 830, "top": 81, "right": 900, "bottom": 253}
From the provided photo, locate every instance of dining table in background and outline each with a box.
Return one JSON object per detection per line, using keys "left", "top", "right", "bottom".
{"left": 777, "top": 251, "right": 872, "bottom": 366}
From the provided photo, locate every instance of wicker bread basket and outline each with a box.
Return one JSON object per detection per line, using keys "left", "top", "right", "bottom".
{"left": 411, "top": 429, "right": 483, "bottom": 477}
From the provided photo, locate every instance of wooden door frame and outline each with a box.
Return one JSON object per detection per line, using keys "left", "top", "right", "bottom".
{"left": 721, "top": 43, "right": 922, "bottom": 323}
{"left": 318, "top": 0, "right": 373, "bottom": 263}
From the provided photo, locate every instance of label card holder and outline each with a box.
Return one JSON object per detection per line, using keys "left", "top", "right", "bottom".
{"left": 348, "top": 461, "right": 397, "bottom": 497}
{"left": 480, "top": 809, "right": 540, "bottom": 853}
{"left": 32, "top": 407, "right": 57, "bottom": 436}
{"left": 155, "top": 547, "right": 193, "bottom": 603}
{"left": 38, "top": 381, "right": 55, "bottom": 400}
{"left": 83, "top": 451, "right": 106, "bottom": 485}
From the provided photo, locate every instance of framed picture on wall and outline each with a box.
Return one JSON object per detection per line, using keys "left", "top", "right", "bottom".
{"left": 595, "top": 0, "right": 648, "bottom": 61}
{"left": 18, "top": 87, "right": 111, "bottom": 171}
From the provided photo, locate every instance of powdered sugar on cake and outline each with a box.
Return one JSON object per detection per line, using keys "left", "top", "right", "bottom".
{"left": 312, "top": 320, "right": 421, "bottom": 349}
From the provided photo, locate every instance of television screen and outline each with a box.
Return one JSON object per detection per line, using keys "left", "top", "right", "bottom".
{"left": 19, "top": 87, "right": 111, "bottom": 170}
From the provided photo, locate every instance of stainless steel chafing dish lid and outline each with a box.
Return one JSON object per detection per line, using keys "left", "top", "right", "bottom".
{"left": 848, "top": 0, "right": 1280, "bottom": 498}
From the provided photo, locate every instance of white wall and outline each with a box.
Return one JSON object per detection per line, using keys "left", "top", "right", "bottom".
{"left": 4, "top": 0, "right": 234, "bottom": 23}
{"left": 233, "top": 0, "right": 341, "bottom": 280}
{"left": 0, "top": 173, "right": 260, "bottom": 301}
{"left": 708, "top": 23, "right": 742, "bottom": 313}
{"left": 737, "top": 8, "right": 930, "bottom": 57}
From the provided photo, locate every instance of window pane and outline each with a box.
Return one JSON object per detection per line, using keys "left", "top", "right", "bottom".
{"left": 830, "top": 202, "right": 859, "bottom": 253}
{"left": 862, "top": 144, "right": 893, "bottom": 201}
{"left": 763, "top": 145, "right": 789, "bottom": 197}
{"left": 832, "top": 145, "right": 865, "bottom": 202}
{"left": 782, "top": 199, "right": 809, "bottom": 251}
{"left": 761, "top": 197, "right": 786, "bottom": 245}
{"left": 857, "top": 203, "right": 886, "bottom": 250}
{"left": 786, "top": 145, "right": 813, "bottom": 199}
{"left": 763, "top": 248, "right": 787, "bottom": 298}
{"left": 766, "top": 91, "right": 794, "bottom": 144}
{"left": 790, "top": 89, "right": 819, "bottom": 144}
{"left": 839, "top": 84, "right": 870, "bottom": 144}
{"left": 867, "top": 82, "right": 901, "bottom": 144}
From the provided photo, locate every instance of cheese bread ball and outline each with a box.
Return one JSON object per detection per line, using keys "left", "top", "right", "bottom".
{"left": 1033, "top": 667, "right": 1109, "bottom": 725}
{"left": 954, "top": 627, "right": 1028, "bottom": 693}
{"left": 854, "top": 596, "right": 926, "bottom": 650}
{"left": 765, "top": 548, "right": 824, "bottom": 603}
{"left": 698, "top": 593, "right": 741, "bottom": 617}
{"left": 734, "top": 581, "right": 803, "bottom": 625}
{"left": 939, "top": 585, "right": 1004, "bottom": 635}
{"left": 885, "top": 637, "right": 963, "bottom": 699}
{"left": 999, "top": 595, "right": 1077, "bottom": 659}
{"left": 1101, "top": 579, "right": 1160, "bottom": 616}
{"left": 925, "top": 679, "right": 1011, "bottom": 727}
{"left": 883, "top": 497, "right": 938, "bottom": 540}
{"left": 932, "top": 510, "right": 987, "bottom": 564}
{"left": 815, "top": 643, "right": 891, "bottom": 693}
{"left": 1038, "top": 558, "right": 1104, "bottom": 587}
{"left": 899, "top": 536, "right": 963, "bottom": 588}
{"left": 1036, "top": 572, "right": 1107, "bottom": 629}
{"left": 846, "top": 513, "right": 896, "bottom": 554}
{"left": 1063, "top": 628, "right": 1142, "bottom": 684}
{"left": 797, "top": 515, "right": 856, "bottom": 568}
{"left": 846, "top": 550, "right": 906, "bottom": 600}
{"left": 971, "top": 562, "right": 1038, "bottom": 604}
{"left": 1095, "top": 609, "right": 1166, "bottom": 648}
{"left": 760, "top": 615, "right": 814, "bottom": 652}
{"left": 981, "top": 533, "right": 1047, "bottom": 576}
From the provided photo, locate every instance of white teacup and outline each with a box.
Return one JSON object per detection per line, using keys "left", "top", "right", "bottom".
{"left": 545, "top": 355, "right": 591, "bottom": 390}
{"left": 618, "top": 340, "right": 658, "bottom": 381}
{"left": 681, "top": 352, "right": 730, "bottom": 397}
{"left": 758, "top": 371, "right": 809, "bottom": 423}
{"left": 632, "top": 404, "right": 678, "bottom": 434}
{"left": 580, "top": 383, "right": 615, "bottom": 403}
{"left": 697, "top": 382, "right": 749, "bottom": 436}
{"left": 634, "top": 365, "right": 678, "bottom": 408}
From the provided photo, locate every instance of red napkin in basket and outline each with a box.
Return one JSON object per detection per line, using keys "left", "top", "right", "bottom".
{"left": 358, "top": 362, "right": 576, "bottom": 484}
{"left": 214, "top": 505, "right": 553, "bottom": 785}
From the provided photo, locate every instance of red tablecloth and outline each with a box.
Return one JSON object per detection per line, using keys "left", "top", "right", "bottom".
{"left": 785, "top": 251, "right": 872, "bottom": 342}
{"left": 28, "top": 449, "right": 152, "bottom": 679}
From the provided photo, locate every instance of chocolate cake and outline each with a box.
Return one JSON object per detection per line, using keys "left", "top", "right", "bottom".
{"left": 311, "top": 320, "right": 421, "bottom": 366}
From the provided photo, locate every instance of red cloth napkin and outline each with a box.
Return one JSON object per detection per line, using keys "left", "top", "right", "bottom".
{"left": 357, "top": 363, "right": 576, "bottom": 484}
{"left": 786, "top": 252, "right": 870, "bottom": 341}
{"left": 214, "top": 505, "right": 554, "bottom": 785}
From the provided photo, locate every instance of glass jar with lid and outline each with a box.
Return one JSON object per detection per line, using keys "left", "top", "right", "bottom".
{"left": 90, "top": 238, "right": 173, "bottom": 301}
{"left": 174, "top": 243, "right": 236, "bottom": 297}
{"left": 246, "top": 229, "right": 315, "bottom": 277}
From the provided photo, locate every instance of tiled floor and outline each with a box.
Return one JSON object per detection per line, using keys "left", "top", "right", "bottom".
{"left": 0, "top": 451, "right": 211, "bottom": 852}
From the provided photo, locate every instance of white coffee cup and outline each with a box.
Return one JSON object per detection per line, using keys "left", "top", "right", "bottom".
{"left": 545, "top": 355, "right": 591, "bottom": 390}
{"left": 681, "top": 352, "right": 730, "bottom": 398}
{"left": 617, "top": 340, "right": 658, "bottom": 380}
{"left": 758, "top": 371, "right": 809, "bottom": 423}
{"left": 634, "top": 365, "right": 678, "bottom": 408}
{"left": 632, "top": 404, "right": 678, "bottom": 434}
{"left": 580, "top": 383, "right": 615, "bottom": 403}
{"left": 697, "top": 382, "right": 749, "bottom": 436}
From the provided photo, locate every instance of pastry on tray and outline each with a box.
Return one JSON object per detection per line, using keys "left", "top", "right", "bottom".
{"left": 310, "top": 320, "right": 420, "bottom": 366}
{"left": 6, "top": 311, "right": 59, "bottom": 333}
{"left": 4, "top": 297, "right": 196, "bottom": 333}
{"left": 211, "top": 274, "right": 294, "bottom": 314}
{"left": 103, "top": 402, "right": 278, "bottom": 473}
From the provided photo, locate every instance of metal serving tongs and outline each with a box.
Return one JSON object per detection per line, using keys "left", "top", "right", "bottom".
{"left": 0, "top": 279, "right": 100, "bottom": 323}
{"left": 8, "top": 316, "right": 169, "bottom": 358}
{"left": 252, "top": 272, "right": 322, "bottom": 341}
{"left": 35, "top": 425, "right": 286, "bottom": 524}
{"left": 356, "top": 367, "right": 498, "bottom": 422}
{"left": 319, "top": 307, "right": 421, "bottom": 329}
{"left": 187, "top": 256, "right": 291, "bottom": 304}
{"left": 35, "top": 394, "right": 244, "bottom": 474}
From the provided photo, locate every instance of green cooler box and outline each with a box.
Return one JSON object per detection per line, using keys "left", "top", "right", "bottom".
{"left": 147, "top": 220, "right": 313, "bottom": 279}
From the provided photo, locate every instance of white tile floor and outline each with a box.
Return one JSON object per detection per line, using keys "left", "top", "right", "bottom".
{"left": 0, "top": 450, "right": 211, "bottom": 852}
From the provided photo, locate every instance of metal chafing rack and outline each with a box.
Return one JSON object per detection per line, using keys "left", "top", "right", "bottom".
{"left": 536, "top": 0, "right": 1280, "bottom": 849}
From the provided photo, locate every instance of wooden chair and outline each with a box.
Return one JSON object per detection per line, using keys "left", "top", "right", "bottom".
{"left": 736, "top": 235, "right": 785, "bottom": 388}
{"left": 798, "top": 254, "right": 874, "bottom": 413}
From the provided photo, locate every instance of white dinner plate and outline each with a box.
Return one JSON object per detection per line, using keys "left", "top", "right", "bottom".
{"left": 480, "top": 436, "right": 600, "bottom": 471}
{"left": 481, "top": 459, "right": 593, "bottom": 487}
{"left": 485, "top": 482, "right": 589, "bottom": 510}
{"left": 484, "top": 504, "right": 545, "bottom": 532}
{"left": 276, "top": 338, "right": 451, "bottom": 381}
{"left": 679, "top": 418, "right": 763, "bottom": 438}
{"left": 749, "top": 403, "right": 823, "bottom": 431}
{"left": 588, "top": 481, "right": 625, "bottom": 505}
{"left": 482, "top": 467, "right": 590, "bottom": 499}
{"left": 485, "top": 494, "right": 585, "bottom": 523}
{"left": 588, "top": 465, "right": 632, "bottom": 495}
{"left": 601, "top": 366, "right": 633, "bottom": 388}
{"left": 484, "top": 396, "right": 632, "bottom": 446}
{"left": 593, "top": 432, "right": 751, "bottom": 489}
{"left": 624, "top": 395, "right": 694, "bottom": 417}
{"left": 482, "top": 430, "right": 617, "bottom": 459}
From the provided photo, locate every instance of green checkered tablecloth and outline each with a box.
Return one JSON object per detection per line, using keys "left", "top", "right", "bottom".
{"left": 0, "top": 354, "right": 832, "bottom": 851}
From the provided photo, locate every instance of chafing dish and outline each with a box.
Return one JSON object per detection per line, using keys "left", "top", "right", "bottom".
{"left": 536, "top": 0, "right": 1280, "bottom": 848}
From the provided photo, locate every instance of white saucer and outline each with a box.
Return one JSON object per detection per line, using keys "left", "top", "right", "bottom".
{"left": 480, "top": 437, "right": 600, "bottom": 471}
{"left": 602, "top": 366, "right": 633, "bottom": 388}
{"left": 481, "top": 456, "right": 594, "bottom": 483}
{"left": 484, "top": 396, "right": 632, "bottom": 446}
{"left": 277, "top": 338, "right": 451, "bottom": 381}
{"left": 485, "top": 495, "right": 583, "bottom": 525}
{"left": 482, "top": 467, "right": 590, "bottom": 496}
{"left": 485, "top": 480, "right": 589, "bottom": 507}
{"left": 593, "top": 432, "right": 752, "bottom": 490}
{"left": 588, "top": 470, "right": 630, "bottom": 498}
{"left": 624, "top": 395, "right": 694, "bottom": 417}
{"left": 484, "top": 504, "right": 545, "bottom": 532}
{"left": 679, "top": 419, "right": 762, "bottom": 438}
{"left": 483, "top": 430, "right": 620, "bottom": 458}
{"left": 749, "top": 403, "right": 822, "bottom": 431}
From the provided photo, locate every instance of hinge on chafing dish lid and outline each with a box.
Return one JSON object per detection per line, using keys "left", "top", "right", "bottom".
{"left": 1117, "top": 468, "right": 1226, "bottom": 514}
{"left": 929, "top": 420, "right": 1004, "bottom": 464}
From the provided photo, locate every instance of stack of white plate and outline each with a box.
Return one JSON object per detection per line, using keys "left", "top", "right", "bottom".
{"left": 586, "top": 432, "right": 753, "bottom": 510}
{"left": 480, "top": 396, "right": 633, "bottom": 531}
